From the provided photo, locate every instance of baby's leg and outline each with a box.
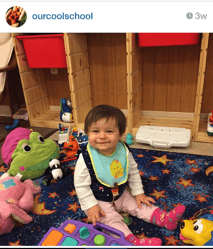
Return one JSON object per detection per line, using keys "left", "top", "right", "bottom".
{"left": 96, "top": 200, "right": 133, "bottom": 237}
{"left": 114, "top": 189, "right": 158, "bottom": 223}
{"left": 97, "top": 200, "right": 161, "bottom": 246}
{"left": 117, "top": 190, "right": 185, "bottom": 231}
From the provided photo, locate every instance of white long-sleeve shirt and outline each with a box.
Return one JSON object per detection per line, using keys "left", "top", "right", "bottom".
{"left": 74, "top": 147, "right": 145, "bottom": 211}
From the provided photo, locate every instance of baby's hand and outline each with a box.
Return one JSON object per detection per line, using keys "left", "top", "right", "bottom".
{"left": 87, "top": 204, "right": 105, "bottom": 226}
{"left": 135, "top": 193, "right": 156, "bottom": 208}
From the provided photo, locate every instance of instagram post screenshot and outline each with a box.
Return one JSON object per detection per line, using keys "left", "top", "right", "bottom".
{"left": 0, "top": 1, "right": 213, "bottom": 247}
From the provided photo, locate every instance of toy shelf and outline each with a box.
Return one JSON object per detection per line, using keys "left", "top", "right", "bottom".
{"left": 12, "top": 32, "right": 213, "bottom": 144}
{"left": 132, "top": 116, "right": 194, "bottom": 136}
{"left": 127, "top": 33, "right": 213, "bottom": 144}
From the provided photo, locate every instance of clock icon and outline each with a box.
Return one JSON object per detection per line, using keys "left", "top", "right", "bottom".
{"left": 186, "top": 12, "right": 193, "bottom": 19}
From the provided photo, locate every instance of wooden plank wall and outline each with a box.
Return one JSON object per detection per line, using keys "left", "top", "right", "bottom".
{"left": 87, "top": 33, "right": 127, "bottom": 110}
{"left": 141, "top": 39, "right": 200, "bottom": 113}
{"left": 64, "top": 33, "right": 92, "bottom": 126}
{"left": 13, "top": 34, "right": 50, "bottom": 121}
{"left": 201, "top": 33, "right": 213, "bottom": 113}
{"left": 44, "top": 69, "right": 70, "bottom": 106}
{"left": 131, "top": 34, "right": 143, "bottom": 127}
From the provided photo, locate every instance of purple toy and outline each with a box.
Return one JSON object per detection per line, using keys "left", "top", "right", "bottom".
{"left": 38, "top": 219, "right": 132, "bottom": 246}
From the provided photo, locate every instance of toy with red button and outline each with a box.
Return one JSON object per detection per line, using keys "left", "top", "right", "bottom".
{"left": 38, "top": 219, "right": 132, "bottom": 246}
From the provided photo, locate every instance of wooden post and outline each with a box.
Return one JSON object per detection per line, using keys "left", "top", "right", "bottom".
{"left": 192, "top": 33, "right": 209, "bottom": 141}
{"left": 126, "top": 33, "right": 133, "bottom": 134}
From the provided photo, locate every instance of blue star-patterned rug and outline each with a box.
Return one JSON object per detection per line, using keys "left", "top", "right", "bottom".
{"left": 0, "top": 146, "right": 213, "bottom": 246}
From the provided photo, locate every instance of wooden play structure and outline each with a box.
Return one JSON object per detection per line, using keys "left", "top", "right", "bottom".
{"left": 12, "top": 33, "right": 213, "bottom": 143}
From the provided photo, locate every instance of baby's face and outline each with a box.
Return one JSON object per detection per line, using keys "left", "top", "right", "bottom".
{"left": 87, "top": 118, "right": 122, "bottom": 156}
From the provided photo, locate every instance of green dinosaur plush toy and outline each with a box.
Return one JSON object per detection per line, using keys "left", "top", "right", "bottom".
{"left": 1, "top": 128, "right": 59, "bottom": 180}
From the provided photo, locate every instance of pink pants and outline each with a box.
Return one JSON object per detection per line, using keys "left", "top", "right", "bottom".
{"left": 85, "top": 189, "right": 158, "bottom": 236}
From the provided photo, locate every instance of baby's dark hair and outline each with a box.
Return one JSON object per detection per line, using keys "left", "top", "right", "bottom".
{"left": 84, "top": 105, "right": 126, "bottom": 136}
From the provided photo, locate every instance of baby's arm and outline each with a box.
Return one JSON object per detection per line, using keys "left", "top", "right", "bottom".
{"left": 128, "top": 152, "right": 145, "bottom": 196}
{"left": 87, "top": 204, "right": 105, "bottom": 226}
{"left": 74, "top": 154, "right": 105, "bottom": 224}
{"left": 74, "top": 153, "right": 98, "bottom": 210}
{"left": 128, "top": 152, "right": 156, "bottom": 207}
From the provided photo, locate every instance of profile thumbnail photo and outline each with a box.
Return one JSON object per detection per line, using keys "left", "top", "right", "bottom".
{"left": 5, "top": 6, "right": 27, "bottom": 27}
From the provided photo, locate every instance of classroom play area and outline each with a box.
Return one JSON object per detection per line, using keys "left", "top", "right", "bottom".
{"left": 0, "top": 33, "right": 213, "bottom": 246}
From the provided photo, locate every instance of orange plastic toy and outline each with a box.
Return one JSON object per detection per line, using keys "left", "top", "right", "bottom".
{"left": 63, "top": 135, "right": 79, "bottom": 158}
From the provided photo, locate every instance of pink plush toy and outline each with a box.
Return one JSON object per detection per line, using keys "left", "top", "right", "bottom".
{"left": 0, "top": 175, "right": 41, "bottom": 235}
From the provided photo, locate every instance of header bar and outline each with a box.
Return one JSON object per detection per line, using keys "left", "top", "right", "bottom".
{"left": 1, "top": 2, "right": 212, "bottom": 32}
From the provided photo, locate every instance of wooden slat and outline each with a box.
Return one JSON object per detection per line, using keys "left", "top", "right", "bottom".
{"left": 20, "top": 70, "right": 46, "bottom": 90}
{"left": 16, "top": 54, "right": 33, "bottom": 73}
{"left": 74, "top": 85, "right": 92, "bottom": 107}
{"left": 132, "top": 51, "right": 143, "bottom": 73}
{"left": 201, "top": 34, "right": 213, "bottom": 112}
{"left": 75, "top": 100, "right": 93, "bottom": 124}
{"left": 65, "top": 33, "right": 88, "bottom": 54}
{"left": 180, "top": 45, "right": 200, "bottom": 112}
{"left": 13, "top": 35, "right": 26, "bottom": 55}
{"left": 196, "top": 117, "right": 213, "bottom": 143}
{"left": 87, "top": 33, "right": 127, "bottom": 108}
{"left": 64, "top": 33, "right": 92, "bottom": 128}
{"left": 167, "top": 46, "right": 184, "bottom": 112}
{"left": 193, "top": 33, "right": 209, "bottom": 141}
{"left": 153, "top": 47, "right": 169, "bottom": 111}
{"left": 102, "top": 33, "right": 117, "bottom": 107}
{"left": 69, "top": 53, "right": 89, "bottom": 73}
{"left": 126, "top": 33, "right": 133, "bottom": 133}
{"left": 72, "top": 69, "right": 90, "bottom": 92}
{"left": 27, "top": 98, "right": 50, "bottom": 122}
{"left": 114, "top": 33, "right": 127, "bottom": 109}
{"left": 142, "top": 47, "right": 155, "bottom": 110}
{"left": 87, "top": 33, "right": 105, "bottom": 106}
{"left": 131, "top": 33, "right": 142, "bottom": 53}
{"left": 30, "top": 110, "right": 74, "bottom": 129}
{"left": 64, "top": 33, "right": 78, "bottom": 126}
{"left": 24, "top": 84, "right": 48, "bottom": 106}
{"left": 132, "top": 116, "right": 194, "bottom": 136}
{"left": 44, "top": 68, "right": 70, "bottom": 106}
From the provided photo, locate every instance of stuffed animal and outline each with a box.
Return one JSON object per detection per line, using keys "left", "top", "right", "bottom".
{"left": 63, "top": 135, "right": 79, "bottom": 158}
{"left": 179, "top": 213, "right": 213, "bottom": 246}
{"left": 0, "top": 175, "right": 41, "bottom": 235}
{"left": 42, "top": 159, "right": 72, "bottom": 185}
{"left": 1, "top": 127, "right": 60, "bottom": 180}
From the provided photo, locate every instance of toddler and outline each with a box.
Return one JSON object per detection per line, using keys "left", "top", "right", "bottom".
{"left": 74, "top": 105, "right": 186, "bottom": 246}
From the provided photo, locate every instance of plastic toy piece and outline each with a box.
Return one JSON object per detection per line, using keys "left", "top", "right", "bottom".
{"left": 38, "top": 219, "right": 132, "bottom": 246}
{"left": 41, "top": 230, "right": 64, "bottom": 246}
{"left": 126, "top": 133, "right": 133, "bottom": 145}
{"left": 79, "top": 226, "right": 90, "bottom": 239}
{"left": 207, "top": 112, "right": 213, "bottom": 136}
{"left": 5, "top": 119, "right": 19, "bottom": 130}
{"left": 94, "top": 234, "right": 106, "bottom": 246}
{"left": 60, "top": 98, "right": 73, "bottom": 123}
{"left": 61, "top": 237, "right": 78, "bottom": 246}
{"left": 64, "top": 224, "right": 76, "bottom": 234}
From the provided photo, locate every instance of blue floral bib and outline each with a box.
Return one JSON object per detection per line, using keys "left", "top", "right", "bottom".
{"left": 87, "top": 141, "right": 129, "bottom": 187}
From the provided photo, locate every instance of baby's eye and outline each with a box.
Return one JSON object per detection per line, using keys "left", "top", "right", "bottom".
{"left": 107, "top": 130, "right": 113, "bottom": 133}
{"left": 92, "top": 130, "right": 99, "bottom": 133}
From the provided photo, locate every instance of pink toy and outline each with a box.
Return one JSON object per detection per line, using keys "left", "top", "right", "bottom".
{"left": 0, "top": 176, "right": 41, "bottom": 235}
